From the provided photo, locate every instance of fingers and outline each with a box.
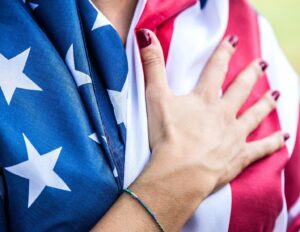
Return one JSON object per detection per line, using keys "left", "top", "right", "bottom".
{"left": 194, "top": 35, "right": 238, "bottom": 98}
{"left": 230, "top": 132, "right": 286, "bottom": 178}
{"left": 238, "top": 90, "right": 280, "bottom": 134}
{"left": 245, "top": 131, "right": 287, "bottom": 164}
{"left": 223, "top": 60, "right": 268, "bottom": 112}
{"left": 136, "top": 29, "right": 170, "bottom": 94}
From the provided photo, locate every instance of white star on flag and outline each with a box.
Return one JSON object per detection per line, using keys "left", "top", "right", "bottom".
{"left": 107, "top": 80, "right": 128, "bottom": 126}
{"left": 0, "top": 48, "right": 42, "bottom": 105}
{"left": 5, "top": 134, "right": 71, "bottom": 208}
{"left": 29, "top": 2, "right": 39, "bottom": 10}
{"left": 89, "top": 133, "right": 100, "bottom": 144}
{"left": 89, "top": 133, "right": 116, "bottom": 177}
{"left": 65, "top": 44, "right": 92, "bottom": 87}
{"left": 113, "top": 167, "right": 118, "bottom": 178}
{"left": 22, "top": 0, "right": 39, "bottom": 10}
{"left": 89, "top": 132, "right": 108, "bottom": 144}
{"left": 102, "top": 135, "right": 108, "bottom": 144}
{"left": 89, "top": 0, "right": 111, "bottom": 31}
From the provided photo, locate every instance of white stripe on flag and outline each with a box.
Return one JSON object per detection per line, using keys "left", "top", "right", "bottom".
{"left": 288, "top": 195, "right": 300, "bottom": 225}
{"left": 165, "top": 0, "right": 231, "bottom": 231}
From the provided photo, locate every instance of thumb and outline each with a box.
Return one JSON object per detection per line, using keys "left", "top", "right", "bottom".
{"left": 136, "top": 29, "right": 169, "bottom": 92}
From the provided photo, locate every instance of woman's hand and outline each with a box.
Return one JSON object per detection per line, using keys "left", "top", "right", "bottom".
{"left": 130, "top": 29, "right": 286, "bottom": 231}
{"left": 92, "top": 30, "right": 287, "bottom": 232}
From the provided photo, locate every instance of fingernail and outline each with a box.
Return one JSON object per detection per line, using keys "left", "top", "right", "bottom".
{"left": 271, "top": 90, "right": 281, "bottom": 101}
{"left": 259, "top": 60, "right": 269, "bottom": 72}
{"left": 136, "top": 29, "right": 152, "bottom": 49}
{"left": 284, "top": 133, "right": 290, "bottom": 142}
{"left": 228, "top": 35, "right": 239, "bottom": 48}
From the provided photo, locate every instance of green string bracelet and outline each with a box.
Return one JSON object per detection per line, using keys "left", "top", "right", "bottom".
{"left": 124, "top": 188, "right": 165, "bottom": 232}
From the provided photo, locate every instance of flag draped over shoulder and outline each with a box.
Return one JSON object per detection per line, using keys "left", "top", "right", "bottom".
{"left": 0, "top": 0, "right": 300, "bottom": 232}
{"left": 0, "top": 0, "right": 127, "bottom": 231}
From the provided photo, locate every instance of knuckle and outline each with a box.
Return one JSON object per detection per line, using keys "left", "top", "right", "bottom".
{"left": 220, "top": 41, "right": 235, "bottom": 56}
{"left": 251, "top": 106, "right": 263, "bottom": 121}
{"left": 274, "top": 134, "right": 284, "bottom": 149}
{"left": 211, "top": 60, "right": 227, "bottom": 75}
{"left": 251, "top": 62, "right": 263, "bottom": 77}
{"left": 235, "top": 124, "right": 245, "bottom": 138}
{"left": 146, "top": 94, "right": 170, "bottom": 119}
{"left": 146, "top": 86, "right": 167, "bottom": 102}
{"left": 239, "top": 152, "right": 251, "bottom": 169}
{"left": 142, "top": 48, "right": 163, "bottom": 67}
{"left": 223, "top": 109, "right": 233, "bottom": 123}
{"left": 246, "top": 148, "right": 257, "bottom": 163}
{"left": 244, "top": 112, "right": 259, "bottom": 130}
{"left": 279, "top": 137, "right": 285, "bottom": 148}
{"left": 211, "top": 50, "right": 231, "bottom": 73}
{"left": 146, "top": 86, "right": 157, "bottom": 100}
{"left": 200, "top": 90, "right": 219, "bottom": 105}
{"left": 238, "top": 74, "right": 254, "bottom": 89}
{"left": 238, "top": 64, "right": 261, "bottom": 87}
{"left": 265, "top": 140, "right": 273, "bottom": 152}
{"left": 246, "top": 94, "right": 276, "bottom": 127}
{"left": 219, "top": 164, "right": 231, "bottom": 184}
{"left": 264, "top": 94, "right": 276, "bottom": 109}
{"left": 221, "top": 102, "right": 236, "bottom": 122}
{"left": 262, "top": 139, "right": 275, "bottom": 155}
{"left": 253, "top": 108, "right": 267, "bottom": 126}
{"left": 236, "top": 119, "right": 248, "bottom": 135}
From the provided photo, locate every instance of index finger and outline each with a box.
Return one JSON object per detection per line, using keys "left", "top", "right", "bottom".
{"left": 194, "top": 35, "right": 238, "bottom": 99}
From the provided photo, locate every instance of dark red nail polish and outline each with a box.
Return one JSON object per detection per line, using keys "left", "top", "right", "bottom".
{"left": 259, "top": 60, "right": 269, "bottom": 72}
{"left": 271, "top": 90, "right": 281, "bottom": 101}
{"left": 284, "top": 133, "right": 290, "bottom": 142}
{"left": 228, "top": 35, "right": 239, "bottom": 48}
{"left": 136, "top": 29, "right": 152, "bottom": 49}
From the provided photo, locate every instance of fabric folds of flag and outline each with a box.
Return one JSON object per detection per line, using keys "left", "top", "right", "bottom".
{"left": 0, "top": 0, "right": 299, "bottom": 231}
{"left": 0, "top": 0, "right": 127, "bottom": 231}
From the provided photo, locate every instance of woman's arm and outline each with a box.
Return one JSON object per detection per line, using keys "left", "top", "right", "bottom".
{"left": 92, "top": 30, "right": 286, "bottom": 232}
{"left": 91, "top": 190, "right": 194, "bottom": 232}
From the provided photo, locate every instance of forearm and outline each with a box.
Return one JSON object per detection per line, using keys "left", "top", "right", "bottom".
{"left": 91, "top": 168, "right": 204, "bottom": 232}
{"left": 91, "top": 193, "right": 159, "bottom": 232}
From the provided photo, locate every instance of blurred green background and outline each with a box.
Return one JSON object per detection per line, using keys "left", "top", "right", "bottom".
{"left": 251, "top": 0, "right": 300, "bottom": 75}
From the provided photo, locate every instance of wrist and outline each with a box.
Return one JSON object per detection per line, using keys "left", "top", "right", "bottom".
{"left": 130, "top": 158, "right": 206, "bottom": 231}
{"left": 151, "top": 144, "right": 215, "bottom": 201}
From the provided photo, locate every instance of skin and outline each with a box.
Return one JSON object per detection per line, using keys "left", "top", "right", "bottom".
{"left": 91, "top": 1, "right": 286, "bottom": 231}
{"left": 91, "top": 0, "right": 138, "bottom": 43}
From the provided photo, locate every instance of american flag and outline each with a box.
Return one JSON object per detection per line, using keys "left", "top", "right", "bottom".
{"left": 0, "top": 0, "right": 126, "bottom": 230}
{"left": 0, "top": 0, "right": 299, "bottom": 231}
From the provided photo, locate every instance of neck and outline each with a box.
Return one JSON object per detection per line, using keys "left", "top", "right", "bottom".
{"left": 92, "top": 0, "right": 138, "bottom": 43}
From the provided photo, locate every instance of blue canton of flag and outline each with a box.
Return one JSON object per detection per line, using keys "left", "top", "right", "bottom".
{"left": 0, "top": 0, "right": 127, "bottom": 231}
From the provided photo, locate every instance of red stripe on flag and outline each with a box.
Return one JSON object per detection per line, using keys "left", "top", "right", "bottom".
{"left": 224, "top": 0, "right": 289, "bottom": 231}
{"left": 286, "top": 107, "right": 300, "bottom": 232}
{"left": 136, "top": 0, "right": 196, "bottom": 31}
{"left": 156, "top": 17, "right": 176, "bottom": 62}
{"left": 285, "top": 108, "right": 300, "bottom": 210}
{"left": 136, "top": 0, "right": 196, "bottom": 66}
{"left": 136, "top": 0, "right": 197, "bottom": 70}
{"left": 288, "top": 214, "right": 300, "bottom": 232}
